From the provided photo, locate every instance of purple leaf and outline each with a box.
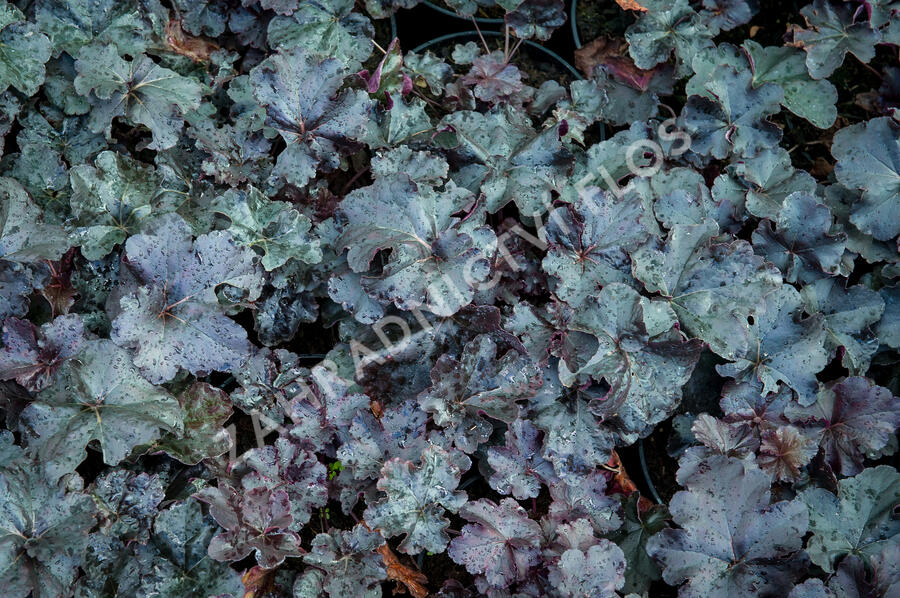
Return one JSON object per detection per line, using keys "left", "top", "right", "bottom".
{"left": 238, "top": 436, "right": 327, "bottom": 530}
{"left": 647, "top": 455, "right": 809, "bottom": 598}
{"left": 448, "top": 497, "right": 542, "bottom": 589}
{"left": 486, "top": 418, "right": 558, "bottom": 500}
{"left": 787, "top": 376, "right": 900, "bottom": 475}
{"left": 0, "top": 314, "right": 83, "bottom": 391}
{"left": 547, "top": 540, "right": 627, "bottom": 598}
{"left": 195, "top": 483, "right": 301, "bottom": 569}
{"left": 110, "top": 214, "right": 263, "bottom": 383}
{"left": 418, "top": 334, "right": 541, "bottom": 453}
{"left": 547, "top": 468, "right": 623, "bottom": 534}
{"left": 758, "top": 425, "right": 817, "bottom": 482}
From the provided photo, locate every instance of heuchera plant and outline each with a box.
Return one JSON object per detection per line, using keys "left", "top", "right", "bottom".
{"left": 0, "top": 0, "right": 898, "bottom": 597}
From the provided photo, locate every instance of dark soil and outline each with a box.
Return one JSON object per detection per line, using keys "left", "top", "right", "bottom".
{"left": 572, "top": 0, "right": 634, "bottom": 46}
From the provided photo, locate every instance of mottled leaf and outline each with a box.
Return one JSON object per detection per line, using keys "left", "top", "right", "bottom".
{"left": 239, "top": 437, "right": 327, "bottom": 531}
{"left": 625, "top": 0, "right": 714, "bottom": 77}
{"left": 560, "top": 283, "right": 702, "bottom": 441}
{"left": 632, "top": 220, "right": 782, "bottom": 360}
{"left": 439, "top": 106, "right": 573, "bottom": 215}
{"left": 743, "top": 40, "right": 837, "bottom": 128}
{"left": 716, "top": 285, "right": 828, "bottom": 404}
{"left": 787, "top": 377, "right": 900, "bottom": 475}
{"left": 0, "top": 314, "right": 83, "bottom": 391}
{"left": 21, "top": 340, "right": 181, "bottom": 479}
{"left": 647, "top": 456, "right": 809, "bottom": 598}
{"left": 547, "top": 540, "right": 626, "bottom": 598}
{"left": 831, "top": 117, "right": 900, "bottom": 241}
{"left": 337, "top": 174, "right": 493, "bottom": 316}
{"left": 0, "top": 462, "right": 96, "bottom": 598}
{"left": 250, "top": 47, "right": 370, "bottom": 188}
{"left": 800, "top": 465, "right": 900, "bottom": 572}
{"left": 448, "top": 497, "right": 543, "bottom": 589}
{"left": 486, "top": 418, "right": 557, "bottom": 499}
{"left": 267, "top": 0, "right": 373, "bottom": 65}
{"left": 110, "top": 214, "right": 264, "bottom": 383}
{"left": 789, "top": 0, "right": 879, "bottom": 79}
{"left": 303, "top": 524, "right": 386, "bottom": 598}
{"left": 68, "top": 150, "right": 168, "bottom": 260}
{"left": 156, "top": 381, "right": 233, "bottom": 465}
{"left": 35, "top": 0, "right": 148, "bottom": 57}
{"left": 0, "top": 6, "right": 52, "bottom": 96}
{"left": 542, "top": 187, "right": 649, "bottom": 305}
{"left": 364, "top": 444, "right": 468, "bottom": 554}
{"left": 800, "top": 278, "right": 885, "bottom": 375}
{"left": 682, "top": 65, "right": 783, "bottom": 159}
{"left": 195, "top": 483, "right": 302, "bottom": 569}
{"left": 418, "top": 334, "right": 540, "bottom": 453}
{"left": 752, "top": 191, "right": 847, "bottom": 284}
{"left": 214, "top": 186, "right": 321, "bottom": 270}
{"left": 74, "top": 44, "right": 203, "bottom": 150}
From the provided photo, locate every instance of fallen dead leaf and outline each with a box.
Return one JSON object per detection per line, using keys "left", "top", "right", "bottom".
{"left": 371, "top": 399, "right": 385, "bottom": 418}
{"left": 242, "top": 566, "right": 276, "bottom": 598}
{"left": 574, "top": 35, "right": 656, "bottom": 90}
{"left": 604, "top": 451, "right": 655, "bottom": 513}
{"left": 378, "top": 543, "right": 430, "bottom": 598}
{"left": 785, "top": 24, "right": 806, "bottom": 50}
{"left": 615, "top": 0, "right": 648, "bottom": 11}
{"left": 809, "top": 156, "right": 834, "bottom": 178}
{"left": 165, "top": 19, "right": 219, "bottom": 63}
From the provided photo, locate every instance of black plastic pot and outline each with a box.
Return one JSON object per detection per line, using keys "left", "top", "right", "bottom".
{"left": 412, "top": 30, "right": 582, "bottom": 82}
{"left": 421, "top": 0, "right": 506, "bottom": 25}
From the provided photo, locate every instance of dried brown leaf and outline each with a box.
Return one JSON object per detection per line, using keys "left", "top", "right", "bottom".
{"left": 615, "top": 0, "right": 648, "bottom": 11}
{"left": 573, "top": 35, "right": 657, "bottom": 90}
{"left": 242, "top": 566, "right": 276, "bottom": 598}
{"left": 165, "top": 19, "right": 218, "bottom": 63}
{"left": 377, "top": 543, "right": 429, "bottom": 598}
